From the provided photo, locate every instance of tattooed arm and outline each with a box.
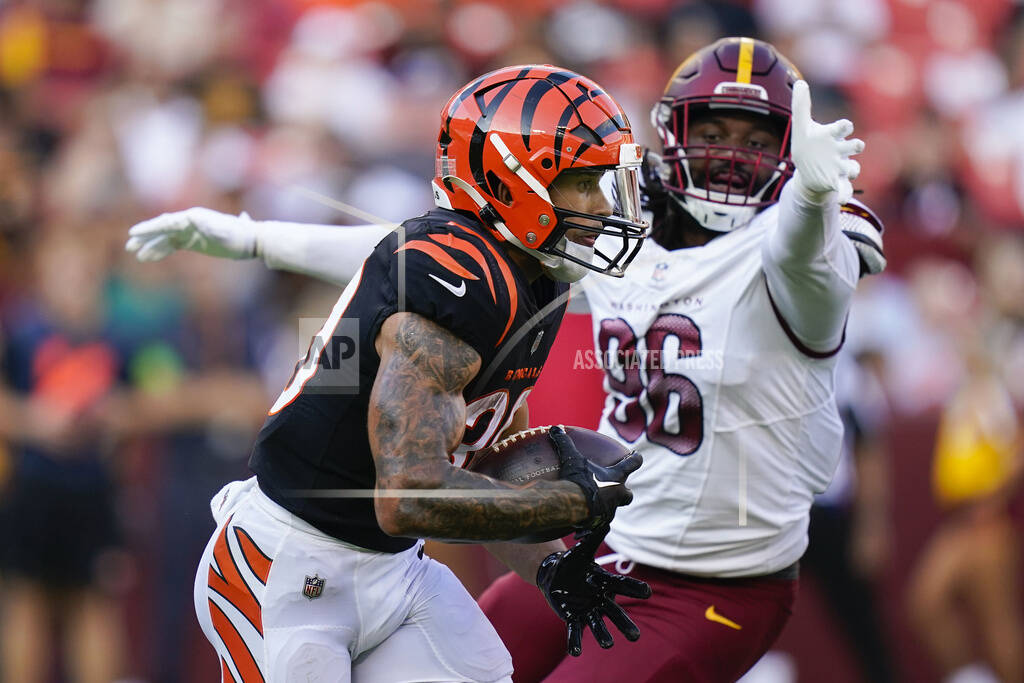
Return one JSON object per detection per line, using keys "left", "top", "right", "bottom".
{"left": 369, "top": 312, "right": 589, "bottom": 542}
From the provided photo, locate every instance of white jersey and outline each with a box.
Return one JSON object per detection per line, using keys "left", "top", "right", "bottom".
{"left": 583, "top": 204, "right": 848, "bottom": 578}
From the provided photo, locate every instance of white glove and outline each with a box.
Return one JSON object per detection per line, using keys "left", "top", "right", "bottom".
{"left": 125, "top": 207, "right": 260, "bottom": 262}
{"left": 789, "top": 80, "right": 864, "bottom": 205}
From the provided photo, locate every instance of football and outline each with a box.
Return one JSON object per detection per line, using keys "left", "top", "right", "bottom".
{"left": 466, "top": 425, "right": 634, "bottom": 542}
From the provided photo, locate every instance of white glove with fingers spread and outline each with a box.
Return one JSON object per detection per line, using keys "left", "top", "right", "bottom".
{"left": 789, "top": 80, "right": 864, "bottom": 205}
{"left": 126, "top": 207, "right": 260, "bottom": 262}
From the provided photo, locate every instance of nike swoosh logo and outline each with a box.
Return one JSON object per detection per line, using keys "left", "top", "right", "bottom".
{"left": 428, "top": 273, "right": 466, "bottom": 297}
{"left": 593, "top": 474, "right": 618, "bottom": 488}
{"left": 705, "top": 605, "right": 742, "bottom": 630}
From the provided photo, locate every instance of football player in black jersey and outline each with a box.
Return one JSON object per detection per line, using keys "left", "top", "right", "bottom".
{"left": 176, "top": 66, "right": 651, "bottom": 681}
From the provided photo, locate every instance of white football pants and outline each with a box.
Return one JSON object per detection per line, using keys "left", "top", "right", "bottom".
{"left": 194, "top": 478, "right": 514, "bottom": 682}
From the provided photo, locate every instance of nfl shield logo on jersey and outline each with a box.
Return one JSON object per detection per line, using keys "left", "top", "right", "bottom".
{"left": 303, "top": 574, "right": 325, "bottom": 600}
{"left": 652, "top": 262, "right": 669, "bottom": 283}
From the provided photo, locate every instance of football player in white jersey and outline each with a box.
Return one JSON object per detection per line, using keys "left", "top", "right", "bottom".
{"left": 127, "top": 38, "right": 885, "bottom": 682}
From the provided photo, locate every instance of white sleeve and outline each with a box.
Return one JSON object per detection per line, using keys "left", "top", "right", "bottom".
{"left": 256, "top": 221, "right": 395, "bottom": 286}
{"left": 762, "top": 182, "right": 860, "bottom": 353}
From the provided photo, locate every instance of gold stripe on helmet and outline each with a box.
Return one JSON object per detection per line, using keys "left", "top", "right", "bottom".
{"left": 736, "top": 37, "right": 754, "bottom": 84}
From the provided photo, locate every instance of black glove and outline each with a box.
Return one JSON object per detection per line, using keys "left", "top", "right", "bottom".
{"left": 536, "top": 524, "right": 652, "bottom": 656}
{"left": 549, "top": 425, "right": 642, "bottom": 530}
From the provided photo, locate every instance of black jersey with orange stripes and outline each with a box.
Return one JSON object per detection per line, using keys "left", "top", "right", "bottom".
{"left": 249, "top": 208, "right": 569, "bottom": 552}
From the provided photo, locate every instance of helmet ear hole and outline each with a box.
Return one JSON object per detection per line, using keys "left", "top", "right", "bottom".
{"left": 487, "top": 171, "right": 513, "bottom": 206}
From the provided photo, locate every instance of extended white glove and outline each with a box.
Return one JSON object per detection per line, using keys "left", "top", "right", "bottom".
{"left": 789, "top": 80, "right": 864, "bottom": 205}
{"left": 126, "top": 207, "right": 260, "bottom": 262}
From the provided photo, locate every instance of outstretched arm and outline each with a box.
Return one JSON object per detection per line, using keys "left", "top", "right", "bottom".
{"left": 763, "top": 80, "right": 862, "bottom": 353}
{"left": 126, "top": 208, "right": 393, "bottom": 286}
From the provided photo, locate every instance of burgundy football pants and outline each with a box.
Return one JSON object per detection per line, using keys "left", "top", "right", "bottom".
{"left": 478, "top": 545, "right": 797, "bottom": 683}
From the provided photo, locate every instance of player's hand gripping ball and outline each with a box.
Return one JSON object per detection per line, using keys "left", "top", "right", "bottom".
{"left": 467, "top": 425, "right": 642, "bottom": 542}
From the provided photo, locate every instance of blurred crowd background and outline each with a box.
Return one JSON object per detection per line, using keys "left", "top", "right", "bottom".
{"left": 1, "top": 0, "right": 1023, "bottom": 681}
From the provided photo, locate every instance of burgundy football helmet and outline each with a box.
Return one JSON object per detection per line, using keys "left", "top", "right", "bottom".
{"left": 651, "top": 37, "right": 802, "bottom": 231}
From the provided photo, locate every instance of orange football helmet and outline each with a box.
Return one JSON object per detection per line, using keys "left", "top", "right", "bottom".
{"left": 432, "top": 65, "right": 646, "bottom": 280}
